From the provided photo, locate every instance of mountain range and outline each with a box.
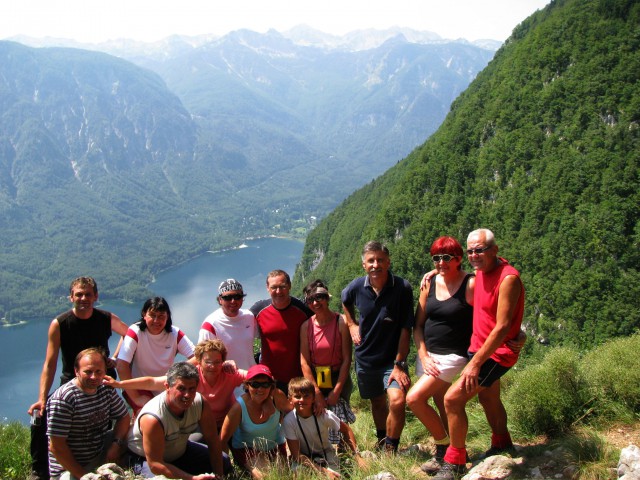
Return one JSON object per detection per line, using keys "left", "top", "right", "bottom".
{"left": 0, "top": 28, "right": 495, "bottom": 319}
{"left": 295, "top": 0, "right": 640, "bottom": 348}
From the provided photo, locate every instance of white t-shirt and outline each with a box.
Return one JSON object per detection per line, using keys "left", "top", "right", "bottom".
{"left": 282, "top": 409, "right": 340, "bottom": 471}
{"left": 118, "top": 323, "right": 195, "bottom": 378}
{"left": 199, "top": 308, "right": 258, "bottom": 370}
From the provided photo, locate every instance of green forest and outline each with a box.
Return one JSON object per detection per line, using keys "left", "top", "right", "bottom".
{"left": 294, "top": 0, "right": 640, "bottom": 349}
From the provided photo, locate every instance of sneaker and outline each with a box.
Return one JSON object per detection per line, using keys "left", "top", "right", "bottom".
{"left": 420, "top": 444, "right": 448, "bottom": 474}
{"left": 481, "top": 444, "right": 515, "bottom": 459}
{"left": 432, "top": 461, "right": 467, "bottom": 480}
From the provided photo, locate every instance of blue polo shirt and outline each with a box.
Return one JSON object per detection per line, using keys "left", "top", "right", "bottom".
{"left": 341, "top": 273, "right": 414, "bottom": 369}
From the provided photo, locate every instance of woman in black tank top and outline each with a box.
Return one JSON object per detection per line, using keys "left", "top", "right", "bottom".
{"left": 406, "top": 236, "right": 475, "bottom": 473}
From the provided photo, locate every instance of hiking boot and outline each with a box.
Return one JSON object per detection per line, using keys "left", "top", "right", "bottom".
{"left": 383, "top": 441, "right": 397, "bottom": 454}
{"left": 481, "top": 443, "right": 516, "bottom": 459}
{"left": 432, "top": 461, "right": 467, "bottom": 480}
{"left": 421, "top": 443, "right": 448, "bottom": 474}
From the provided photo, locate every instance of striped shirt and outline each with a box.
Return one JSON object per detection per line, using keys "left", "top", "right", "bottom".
{"left": 47, "top": 381, "right": 128, "bottom": 477}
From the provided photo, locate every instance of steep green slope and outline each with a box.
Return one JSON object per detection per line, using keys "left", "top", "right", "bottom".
{"left": 295, "top": 0, "right": 640, "bottom": 347}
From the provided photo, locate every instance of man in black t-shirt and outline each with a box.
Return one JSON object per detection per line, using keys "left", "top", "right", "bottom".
{"left": 27, "top": 276, "right": 128, "bottom": 480}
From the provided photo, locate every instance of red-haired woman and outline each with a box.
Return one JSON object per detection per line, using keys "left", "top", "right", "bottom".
{"left": 406, "top": 236, "right": 474, "bottom": 473}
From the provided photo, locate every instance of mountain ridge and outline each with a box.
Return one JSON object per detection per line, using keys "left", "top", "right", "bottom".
{"left": 294, "top": 0, "right": 640, "bottom": 348}
{"left": 0, "top": 31, "right": 493, "bottom": 319}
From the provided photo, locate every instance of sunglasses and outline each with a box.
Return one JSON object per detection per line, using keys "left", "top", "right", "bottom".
{"left": 220, "top": 294, "right": 245, "bottom": 301}
{"left": 247, "top": 380, "right": 273, "bottom": 389}
{"left": 306, "top": 294, "right": 329, "bottom": 303}
{"left": 432, "top": 254, "right": 455, "bottom": 263}
{"left": 466, "top": 246, "right": 492, "bottom": 255}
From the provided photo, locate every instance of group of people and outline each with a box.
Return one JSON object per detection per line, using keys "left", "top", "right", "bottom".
{"left": 26, "top": 227, "right": 525, "bottom": 480}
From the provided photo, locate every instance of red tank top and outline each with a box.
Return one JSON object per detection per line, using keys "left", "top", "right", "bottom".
{"left": 469, "top": 260, "right": 524, "bottom": 367}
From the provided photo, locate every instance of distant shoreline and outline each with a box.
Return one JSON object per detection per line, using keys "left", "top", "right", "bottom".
{"left": 146, "top": 235, "right": 302, "bottom": 287}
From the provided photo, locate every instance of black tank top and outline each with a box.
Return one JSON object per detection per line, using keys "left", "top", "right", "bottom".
{"left": 424, "top": 274, "right": 473, "bottom": 357}
{"left": 57, "top": 308, "right": 112, "bottom": 384}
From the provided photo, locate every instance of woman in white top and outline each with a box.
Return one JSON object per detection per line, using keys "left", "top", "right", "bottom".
{"left": 116, "top": 297, "right": 195, "bottom": 415}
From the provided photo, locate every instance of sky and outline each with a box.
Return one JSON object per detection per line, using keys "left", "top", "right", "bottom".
{"left": 0, "top": 0, "right": 552, "bottom": 44}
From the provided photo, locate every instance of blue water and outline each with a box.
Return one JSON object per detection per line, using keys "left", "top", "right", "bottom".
{"left": 0, "top": 237, "right": 304, "bottom": 424}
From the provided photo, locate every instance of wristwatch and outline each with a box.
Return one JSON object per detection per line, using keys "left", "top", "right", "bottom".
{"left": 394, "top": 360, "right": 408, "bottom": 371}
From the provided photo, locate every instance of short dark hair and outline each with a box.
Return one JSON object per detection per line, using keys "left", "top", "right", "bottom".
{"left": 69, "top": 276, "right": 98, "bottom": 295}
{"left": 166, "top": 362, "right": 199, "bottom": 386}
{"left": 361, "top": 241, "right": 390, "bottom": 260}
{"left": 266, "top": 269, "right": 291, "bottom": 286}
{"left": 74, "top": 347, "right": 108, "bottom": 370}
{"left": 288, "top": 377, "right": 315, "bottom": 397}
{"left": 137, "top": 297, "right": 173, "bottom": 333}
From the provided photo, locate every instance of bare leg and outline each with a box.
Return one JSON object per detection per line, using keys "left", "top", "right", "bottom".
{"left": 478, "top": 380, "right": 508, "bottom": 436}
{"left": 406, "top": 375, "right": 449, "bottom": 440}
{"left": 370, "top": 394, "right": 389, "bottom": 432}
{"left": 386, "top": 386, "right": 407, "bottom": 439}
{"left": 443, "top": 380, "right": 479, "bottom": 449}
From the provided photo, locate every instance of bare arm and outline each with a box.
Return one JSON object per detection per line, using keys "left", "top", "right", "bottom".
{"left": 220, "top": 402, "right": 242, "bottom": 453}
{"left": 29, "top": 319, "right": 60, "bottom": 414}
{"left": 110, "top": 313, "right": 129, "bottom": 336}
{"left": 339, "top": 420, "right": 367, "bottom": 468}
{"left": 272, "top": 388, "right": 293, "bottom": 414}
{"left": 105, "top": 412, "right": 132, "bottom": 463}
{"left": 49, "top": 436, "right": 88, "bottom": 478}
{"left": 199, "top": 402, "right": 224, "bottom": 476}
{"left": 326, "top": 316, "right": 352, "bottom": 407}
{"left": 299, "top": 320, "right": 326, "bottom": 414}
{"left": 420, "top": 269, "right": 438, "bottom": 290}
{"left": 103, "top": 375, "right": 166, "bottom": 391}
{"left": 413, "top": 283, "right": 441, "bottom": 378}
{"left": 341, "top": 302, "right": 360, "bottom": 345}
{"left": 109, "top": 313, "right": 128, "bottom": 366}
{"left": 286, "top": 437, "right": 302, "bottom": 462}
{"left": 388, "top": 328, "right": 412, "bottom": 391}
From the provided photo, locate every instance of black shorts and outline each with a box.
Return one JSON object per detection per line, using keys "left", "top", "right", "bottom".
{"left": 468, "top": 353, "right": 511, "bottom": 388}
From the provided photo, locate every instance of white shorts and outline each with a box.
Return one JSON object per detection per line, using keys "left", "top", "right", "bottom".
{"left": 415, "top": 352, "right": 468, "bottom": 383}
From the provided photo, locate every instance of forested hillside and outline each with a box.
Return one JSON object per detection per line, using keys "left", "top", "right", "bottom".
{"left": 295, "top": 0, "right": 640, "bottom": 348}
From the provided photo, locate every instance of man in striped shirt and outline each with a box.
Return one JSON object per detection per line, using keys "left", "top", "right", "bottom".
{"left": 47, "top": 348, "right": 130, "bottom": 480}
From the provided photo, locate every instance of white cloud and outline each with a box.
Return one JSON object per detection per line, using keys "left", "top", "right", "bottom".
{"left": 0, "top": 0, "right": 551, "bottom": 43}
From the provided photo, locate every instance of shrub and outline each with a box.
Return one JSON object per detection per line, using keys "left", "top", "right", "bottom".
{"left": 504, "top": 346, "right": 587, "bottom": 437}
{"left": 0, "top": 421, "right": 30, "bottom": 480}
{"left": 581, "top": 333, "right": 640, "bottom": 417}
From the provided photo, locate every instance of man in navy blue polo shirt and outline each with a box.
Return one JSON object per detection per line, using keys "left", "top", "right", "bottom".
{"left": 341, "top": 241, "right": 414, "bottom": 452}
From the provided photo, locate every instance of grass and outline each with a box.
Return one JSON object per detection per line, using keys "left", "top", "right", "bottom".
{"left": 0, "top": 421, "right": 31, "bottom": 480}
{"left": 3, "top": 338, "right": 640, "bottom": 479}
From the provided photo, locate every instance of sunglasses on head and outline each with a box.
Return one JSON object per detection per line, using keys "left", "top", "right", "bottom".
{"left": 247, "top": 380, "right": 273, "bottom": 389}
{"left": 220, "top": 294, "right": 245, "bottom": 301}
{"left": 306, "top": 294, "right": 329, "bottom": 303}
{"left": 432, "top": 254, "right": 456, "bottom": 263}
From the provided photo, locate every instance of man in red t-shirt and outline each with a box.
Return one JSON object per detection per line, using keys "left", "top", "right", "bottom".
{"left": 250, "top": 270, "right": 312, "bottom": 392}
{"left": 433, "top": 229, "right": 525, "bottom": 480}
